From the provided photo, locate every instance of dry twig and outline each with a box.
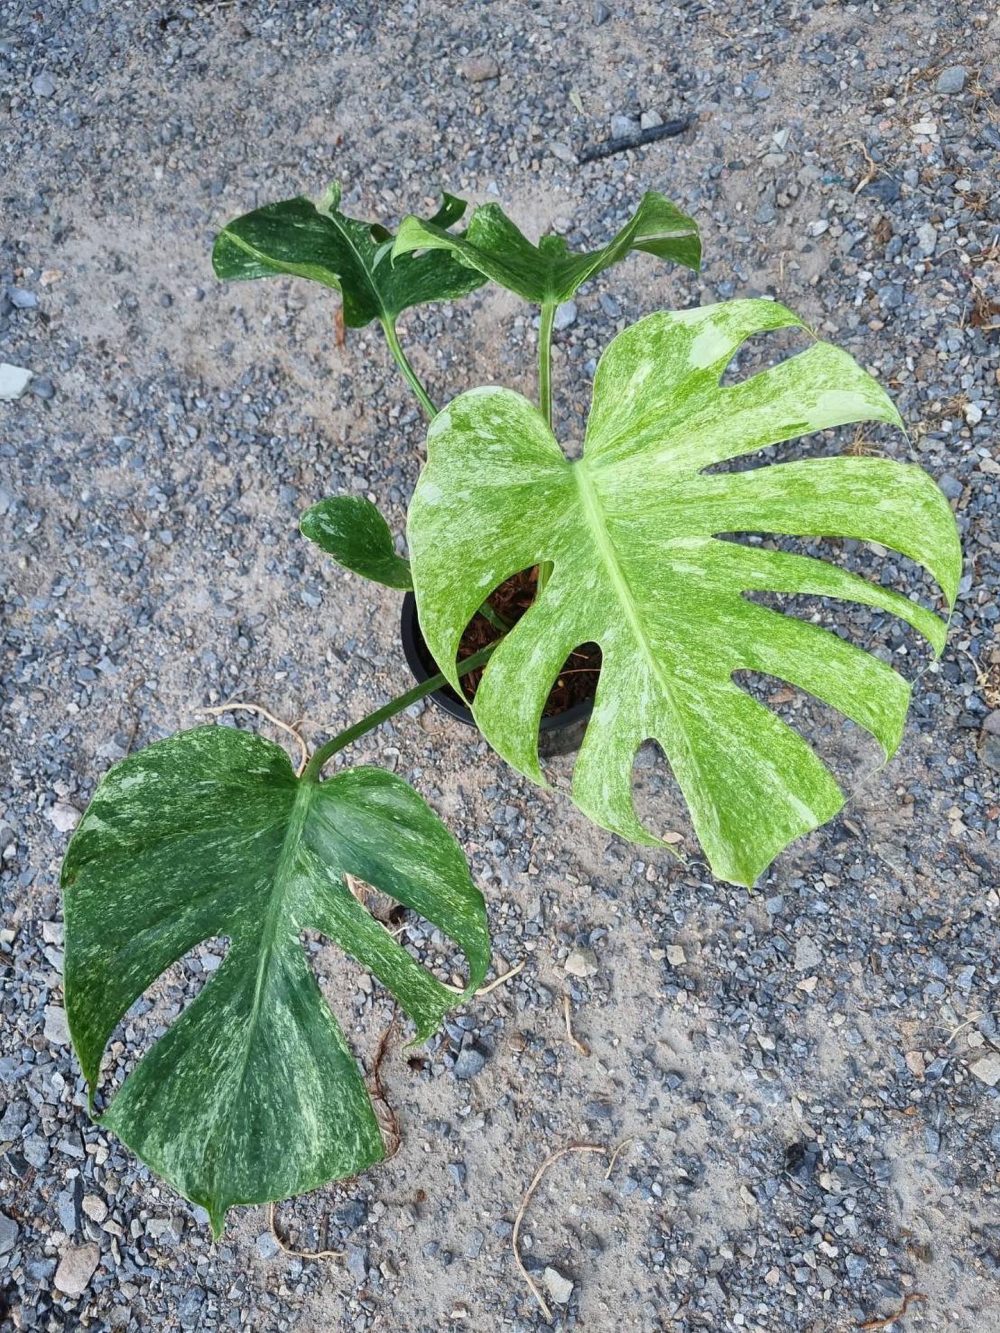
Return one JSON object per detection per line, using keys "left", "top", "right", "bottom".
{"left": 199, "top": 701, "right": 309, "bottom": 775}
{"left": 268, "top": 1201, "right": 344, "bottom": 1261}
{"left": 857, "top": 1292, "right": 927, "bottom": 1329}
{"left": 512, "top": 1144, "right": 606, "bottom": 1320}
{"left": 441, "top": 959, "right": 525, "bottom": 996}
{"left": 604, "top": 1137, "right": 635, "bottom": 1180}
{"left": 562, "top": 993, "right": 590, "bottom": 1056}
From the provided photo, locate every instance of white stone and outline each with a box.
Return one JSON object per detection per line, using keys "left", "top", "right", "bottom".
{"left": 543, "top": 1265, "right": 574, "bottom": 1305}
{"left": 44, "top": 1005, "right": 71, "bottom": 1045}
{"left": 915, "top": 222, "right": 937, "bottom": 257}
{"left": 666, "top": 944, "right": 687, "bottom": 967}
{"left": 0, "top": 363, "right": 33, "bottom": 401}
{"left": 794, "top": 935, "right": 823, "bottom": 972}
{"left": 54, "top": 1242, "right": 100, "bottom": 1296}
{"left": 47, "top": 802, "right": 80, "bottom": 833}
{"left": 964, "top": 403, "right": 983, "bottom": 426}
{"left": 640, "top": 109, "right": 663, "bottom": 130}
{"left": 971, "top": 1053, "right": 1000, "bottom": 1088}
{"left": 564, "top": 948, "right": 598, "bottom": 978}
{"left": 82, "top": 1195, "right": 108, "bottom": 1224}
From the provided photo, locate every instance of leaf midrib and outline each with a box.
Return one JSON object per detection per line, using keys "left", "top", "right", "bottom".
{"left": 573, "top": 460, "right": 680, "bottom": 711}
{"left": 573, "top": 460, "right": 709, "bottom": 828}
{"left": 202, "top": 780, "right": 313, "bottom": 1196}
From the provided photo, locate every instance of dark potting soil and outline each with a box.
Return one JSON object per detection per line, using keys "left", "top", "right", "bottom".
{"left": 413, "top": 566, "right": 601, "bottom": 717}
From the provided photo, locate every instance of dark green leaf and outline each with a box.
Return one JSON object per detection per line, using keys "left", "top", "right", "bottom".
{"left": 301, "top": 496, "right": 412, "bottom": 590}
{"left": 62, "top": 726, "right": 489, "bottom": 1235}
{"left": 212, "top": 182, "right": 487, "bottom": 328}
{"left": 392, "top": 191, "right": 701, "bottom": 306}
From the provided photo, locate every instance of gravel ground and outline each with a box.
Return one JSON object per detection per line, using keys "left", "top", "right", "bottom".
{"left": 2, "top": 2, "right": 999, "bottom": 1329}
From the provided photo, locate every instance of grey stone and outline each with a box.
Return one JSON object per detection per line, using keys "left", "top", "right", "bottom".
{"left": 981, "top": 735, "right": 1000, "bottom": 773}
{"left": 553, "top": 300, "right": 577, "bottom": 331}
{"left": 346, "top": 1244, "right": 368, "bottom": 1282}
{"left": 0, "top": 1212, "right": 19, "bottom": 1255}
{"left": 794, "top": 936, "right": 823, "bottom": 972}
{"left": 453, "top": 1044, "right": 487, "bottom": 1079}
{"left": 938, "top": 474, "right": 963, "bottom": 500}
{"left": 31, "top": 71, "right": 56, "bottom": 97}
{"left": 256, "top": 1231, "right": 279, "bottom": 1258}
{"left": 458, "top": 56, "right": 499, "bottom": 82}
{"left": 935, "top": 65, "right": 967, "bottom": 94}
{"left": 915, "top": 222, "right": 937, "bottom": 257}
{"left": 610, "top": 113, "right": 638, "bottom": 139}
{"left": 592, "top": 1, "right": 610, "bottom": 22}
{"left": 9, "top": 288, "right": 38, "bottom": 310}
{"left": 640, "top": 109, "right": 663, "bottom": 130}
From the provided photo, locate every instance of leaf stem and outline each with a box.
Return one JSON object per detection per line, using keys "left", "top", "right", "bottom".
{"left": 303, "top": 642, "right": 496, "bottom": 783}
{"left": 538, "top": 301, "right": 555, "bottom": 429}
{"left": 381, "top": 318, "right": 437, "bottom": 419}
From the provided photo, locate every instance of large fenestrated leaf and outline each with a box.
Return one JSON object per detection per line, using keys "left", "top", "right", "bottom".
{"left": 407, "top": 300, "right": 961, "bottom": 887}
{"left": 392, "top": 191, "right": 701, "bottom": 305}
{"left": 61, "top": 726, "right": 489, "bottom": 1235}
{"left": 212, "top": 183, "right": 487, "bottom": 327}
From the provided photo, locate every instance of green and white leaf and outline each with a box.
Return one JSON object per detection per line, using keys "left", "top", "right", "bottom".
{"left": 301, "top": 495, "right": 412, "bottom": 590}
{"left": 392, "top": 191, "right": 701, "bottom": 306}
{"left": 407, "top": 300, "right": 961, "bottom": 887}
{"left": 62, "top": 726, "right": 489, "bottom": 1235}
{"left": 212, "top": 182, "right": 486, "bottom": 327}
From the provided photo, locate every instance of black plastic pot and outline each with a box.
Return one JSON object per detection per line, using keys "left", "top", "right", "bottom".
{"left": 400, "top": 592, "right": 594, "bottom": 732}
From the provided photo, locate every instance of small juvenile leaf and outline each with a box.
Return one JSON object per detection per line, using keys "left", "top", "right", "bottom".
{"left": 407, "top": 300, "right": 961, "bottom": 887}
{"left": 212, "top": 182, "right": 487, "bottom": 328}
{"left": 392, "top": 191, "right": 701, "bottom": 305}
{"left": 62, "top": 726, "right": 489, "bottom": 1235}
{"left": 301, "top": 496, "right": 412, "bottom": 590}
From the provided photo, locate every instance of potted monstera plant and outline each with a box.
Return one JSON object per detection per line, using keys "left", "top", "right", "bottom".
{"left": 59, "top": 182, "right": 960, "bottom": 1238}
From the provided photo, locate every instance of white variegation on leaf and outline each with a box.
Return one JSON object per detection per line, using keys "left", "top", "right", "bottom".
{"left": 62, "top": 726, "right": 489, "bottom": 1235}
{"left": 407, "top": 300, "right": 961, "bottom": 887}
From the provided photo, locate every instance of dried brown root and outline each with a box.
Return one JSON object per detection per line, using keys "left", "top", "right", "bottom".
{"left": 199, "top": 700, "right": 309, "bottom": 775}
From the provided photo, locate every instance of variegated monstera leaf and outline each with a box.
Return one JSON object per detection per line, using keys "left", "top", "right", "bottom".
{"left": 62, "top": 726, "right": 489, "bottom": 1234}
{"left": 408, "top": 300, "right": 961, "bottom": 886}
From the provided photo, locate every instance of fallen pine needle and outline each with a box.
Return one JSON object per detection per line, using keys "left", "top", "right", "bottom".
{"left": 563, "top": 993, "right": 590, "bottom": 1056}
{"left": 512, "top": 1143, "right": 606, "bottom": 1321}
{"left": 200, "top": 701, "right": 309, "bottom": 775}
{"left": 857, "top": 1292, "right": 927, "bottom": 1329}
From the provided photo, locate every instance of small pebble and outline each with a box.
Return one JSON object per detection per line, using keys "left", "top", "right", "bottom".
{"left": 53, "top": 1242, "right": 100, "bottom": 1296}
{"left": 543, "top": 1265, "right": 574, "bottom": 1305}
{"left": 935, "top": 65, "right": 967, "bottom": 94}
{"left": 458, "top": 56, "right": 499, "bottom": 82}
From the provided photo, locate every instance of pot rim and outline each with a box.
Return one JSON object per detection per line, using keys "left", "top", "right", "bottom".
{"left": 399, "top": 591, "right": 594, "bottom": 732}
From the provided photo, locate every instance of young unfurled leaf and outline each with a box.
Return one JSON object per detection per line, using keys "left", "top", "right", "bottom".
{"left": 301, "top": 495, "right": 412, "bottom": 590}
{"left": 212, "top": 183, "right": 487, "bottom": 328}
{"left": 62, "top": 726, "right": 489, "bottom": 1235}
{"left": 407, "top": 300, "right": 961, "bottom": 887}
{"left": 392, "top": 191, "right": 701, "bottom": 306}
